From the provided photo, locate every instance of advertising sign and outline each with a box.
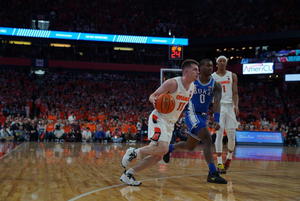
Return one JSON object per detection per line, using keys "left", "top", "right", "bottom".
{"left": 243, "top": 63, "right": 274, "bottom": 75}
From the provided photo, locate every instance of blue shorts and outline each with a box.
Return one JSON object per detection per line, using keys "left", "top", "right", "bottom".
{"left": 185, "top": 110, "right": 207, "bottom": 137}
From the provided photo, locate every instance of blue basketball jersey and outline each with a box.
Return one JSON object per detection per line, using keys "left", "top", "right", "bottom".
{"left": 187, "top": 77, "right": 215, "bottom": 114}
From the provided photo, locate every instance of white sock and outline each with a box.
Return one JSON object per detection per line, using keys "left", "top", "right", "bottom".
{"left": 227, "top": 152, "right": 233, "bottom": 160}
{"left": 126, "top": 168, "right": 136, "bottom": 175}
{"left": 217, "top": 156, "right": 223, "bottom": 164}
{"left": 134, "top": 148, "right": 140, "bottom": 156}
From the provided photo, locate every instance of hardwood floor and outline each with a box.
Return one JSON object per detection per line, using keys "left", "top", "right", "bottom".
{"left": 0, "top": 142, "right": 299, "bottom": 201}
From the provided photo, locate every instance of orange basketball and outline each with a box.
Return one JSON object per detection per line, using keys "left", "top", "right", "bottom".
{"left": 155, "top": 94, "right": 175, "bottom": 114}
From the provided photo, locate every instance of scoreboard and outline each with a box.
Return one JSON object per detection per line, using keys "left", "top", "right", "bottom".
{"left": 169, "top": 45, "right": 183, "bottom": 60}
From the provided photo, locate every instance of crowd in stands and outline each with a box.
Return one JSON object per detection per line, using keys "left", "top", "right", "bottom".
{"left": 1, "top": 0, "right": 300, "bottom": 38}
{"left": 0, "top": 69, "right": 299, "bottom": 146}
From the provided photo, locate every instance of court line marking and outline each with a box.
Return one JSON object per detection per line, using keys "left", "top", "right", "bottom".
{"left": 68, "top": 170, "right": 298, "bottom": 201}
{"left": 0, "top": 142, "right": 25, "bottom": 160}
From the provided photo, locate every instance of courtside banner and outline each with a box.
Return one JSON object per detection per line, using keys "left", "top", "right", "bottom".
{"left": 0, "top": 27, "right": 188, "bottom": 46}
{"left": 236, "top": 131, "right": 283, "bottom": 144}
{"left": 235, "top": 147, "right": 283, "bottom": 160}
{"left": 242, "top": 63, "right": 274, "bottom": 75}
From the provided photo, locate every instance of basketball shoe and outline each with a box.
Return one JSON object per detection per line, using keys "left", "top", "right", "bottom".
{"left": 163, "top": 151, "right": 171, "bottom": 163}
{"left": 217, "top": 164, "right": 226, "bottom": 174}
{"left": 122, "top": 147, "right": 137, "bottom": 168}
{"left": 207, "top": 171, "right": 227, "bottom": 184}
{"left": 224, "top": 159, "right": 231, "bottom": 170}
{"left": 120, "top": 170, "right": 142, "bottom": 186}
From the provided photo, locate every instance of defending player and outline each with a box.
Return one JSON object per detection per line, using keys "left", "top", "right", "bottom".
{"left": 120, "top": 59, "right": 199, "bottom": 186}
{"left": 163, "top": 59, "right": 227, "bottom": 184}
{"left": 211, "top": 56, "right": 239, "bottom": 174}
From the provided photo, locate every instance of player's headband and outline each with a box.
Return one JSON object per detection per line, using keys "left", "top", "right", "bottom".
{"left": 216, "top": 55, "right": 228, "bottom": 63}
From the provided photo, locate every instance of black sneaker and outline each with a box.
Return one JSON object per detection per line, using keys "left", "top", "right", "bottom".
{"left": 163, "top": 151, "right": 171, "bottom": 163}
{"left": 207, "top": 171, "right": 228, "bottom": 184}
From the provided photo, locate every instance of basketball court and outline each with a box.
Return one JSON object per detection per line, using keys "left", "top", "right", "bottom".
{"left": 0, "top": 142, "right": 299, "bottom": 201}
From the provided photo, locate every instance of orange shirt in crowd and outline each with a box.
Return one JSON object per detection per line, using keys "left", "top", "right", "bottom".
{"left": 98, "top": 115, "right": 106, "bottom": 122}
{"left": 125, "top": 125, "right": 137, "bottom": 134}
{"left": 46, "top": 124, "right": 55, "bottom": 132}
{"left": 40, "top": 105, "right": 47, "bottom": 114}
{"left": 262, "top": 128, "right": 271, "bottom": 131}
{"left": 208, "top": 127, "right": 216, "bottom": 135}
{"left": 88, "top": 115, "right": 98, "bottom": 121}
{"left": 223, "top": 129, "right": 227, "bottom": 136}
{"left": 109, "top": 126, "right": 115, "bottom": 132}
{"left": 0, "top": 115, "right": 5, "bottom": 124}
{"left": 47, "top": 115, "right": 57, "bottom": 121}
{"left": 237, "top": 127, "right": 243, "bottom": 131}
{"left": 63, "top": 125, "right": 71, "bottom": 133}
{"left": 87, "top": 123, "right": 96, "bottom": 132}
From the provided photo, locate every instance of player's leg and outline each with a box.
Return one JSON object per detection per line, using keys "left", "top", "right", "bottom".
{"left": 197, "top": 126, "right": 227, "bottom": 184}
{"left": 215, "top": 106, "right": 226, "bottom": 173}
{"left": 120, "top": 141, "right": 168, "bottom": 186}
{"left": 121, "top": 112, "right": 171, "bottom": 186}
{"left": 223, "top": 105, "right": 238, "bottom": 170}
{"left": 163, "top": 111, "right": 202, "bottom": 163}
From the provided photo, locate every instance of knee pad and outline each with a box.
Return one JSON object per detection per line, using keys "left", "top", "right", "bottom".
{"left": 215, "top": 129, "right": 224, "bottom": 153}
{"left": 226, "top": 129, "right": 236, "bottom": 151}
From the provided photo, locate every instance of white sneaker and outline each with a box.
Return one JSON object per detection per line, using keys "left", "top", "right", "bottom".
{"left": 120, "top": 170, "right": 142, "bottom": 186}
{"left": 121, "top": 147, "right": 137, "bottom": 168}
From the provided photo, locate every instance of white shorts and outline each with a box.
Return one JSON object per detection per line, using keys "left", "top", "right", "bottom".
{"left": 220, "top": 103, "right": 239, "bottom": 129}
{"left": 148, "top": 110, "right": 174, "bottom": 145}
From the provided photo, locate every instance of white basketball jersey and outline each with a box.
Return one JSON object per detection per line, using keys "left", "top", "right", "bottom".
{"left": 212, "top": 71, "right": 233, "bottom": 104}
{"left": 155, "top": 77, "right": 195, "bottom": 124}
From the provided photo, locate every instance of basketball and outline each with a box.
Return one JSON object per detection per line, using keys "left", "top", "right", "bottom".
{"left": 155, "top": 94, "right": 175, "bottom": 114}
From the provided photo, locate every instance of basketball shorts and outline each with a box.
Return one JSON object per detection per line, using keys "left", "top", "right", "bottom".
{"left": 220, "top": 103, "right": 239, "bottom": 129}
{"left": 148, "top": 110, "right": 174, "bottom": 145}
{"left": 185, "top": 110, "right": 207, "bottom": 137}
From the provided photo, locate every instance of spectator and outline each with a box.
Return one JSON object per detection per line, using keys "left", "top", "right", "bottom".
{"left": 68, "top": 112, "right": 76, "bottom": 124}
{"left": 125, "top": 127, "right": 137, "bottom": 143}
{"left": 140, "top": 118, "right": 148, "bottom": 143}
{"left": 37, "top": 120, "right": 47, "bottom": 141}
{"left": 94, "top": 127, "right": 107, "bottom": 143}
{"left": 15, "top": 125, "right": 29, "bottom": 141}
{"left": 72, "top": 121, "right": 82, "bottom": 142}
{"left": 111, "top": 127, "right": 123, "bottom": 143}
{"left": 82, "top": 127, "right": 92, "bottom": 142}
{"left": 54, "top": 124, "right": 66, "bottom": 142}
{"left": 0, "top": 124, "right": 14, "bottom": 141}
{"left": 28, "top": 120, "right": 37, "bottom": 141}
{"left": 46, "top": 120, "right": 55, "bottom": 142}
{"left": 208, "top": 122, "right": 216, "bottom": 144}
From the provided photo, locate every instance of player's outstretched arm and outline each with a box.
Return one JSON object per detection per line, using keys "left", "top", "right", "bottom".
{"left": 213, "top": 81, "right": 222, "bottom": 130}
{"left": 232, "top": 73, "right": 239, "bottom": 116}
{"left": 149, "top": 79, "right": 178, "bottom": 106}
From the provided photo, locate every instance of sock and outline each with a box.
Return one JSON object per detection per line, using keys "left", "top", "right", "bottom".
{"left": 217, "top": 156, "right": 223, "bottom": 164}
{"left": 169, "top": 144, "right": 175, "bottom": 152}
{"left": 134, "top": 148, "right": 140, "bottom": 156}
{"left": 208, "top": 163, "right": 217, "bottom": 174}
{"left": 227, "top": 152, "right": 233, "bottom": 160}
{"left": 126, "top": 168, "right": 136, "bottom": 175}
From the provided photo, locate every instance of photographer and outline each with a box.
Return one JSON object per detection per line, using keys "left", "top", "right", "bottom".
{"left": 125, "top": 127, "right": 137, "bottom": 143}
{"left": 54, "top": 124, "right": 66, "bottom": 142}
{"left": 111, "top": 127, "right": 123, "bottom": 143}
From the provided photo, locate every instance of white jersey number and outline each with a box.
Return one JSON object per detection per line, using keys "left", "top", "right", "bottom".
{"left": 200, "top": 94, "right": 205, "bottom": 104}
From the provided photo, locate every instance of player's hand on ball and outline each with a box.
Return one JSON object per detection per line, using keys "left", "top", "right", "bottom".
{"left": 152, "top": 94, "right": 159, "bottom": 109}
{"left": 213, "top": 122, "right": 220, "bottom": 131}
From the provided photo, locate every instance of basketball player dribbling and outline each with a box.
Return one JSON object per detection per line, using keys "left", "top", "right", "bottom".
{"left": 211, "top": 55, "right": 239, "bottom": 174}
{"left": 162, "top": 59, "right": 227, "bottom": 184}
{"left": 120, "top": 59, "right": 199, "bottom": 186}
